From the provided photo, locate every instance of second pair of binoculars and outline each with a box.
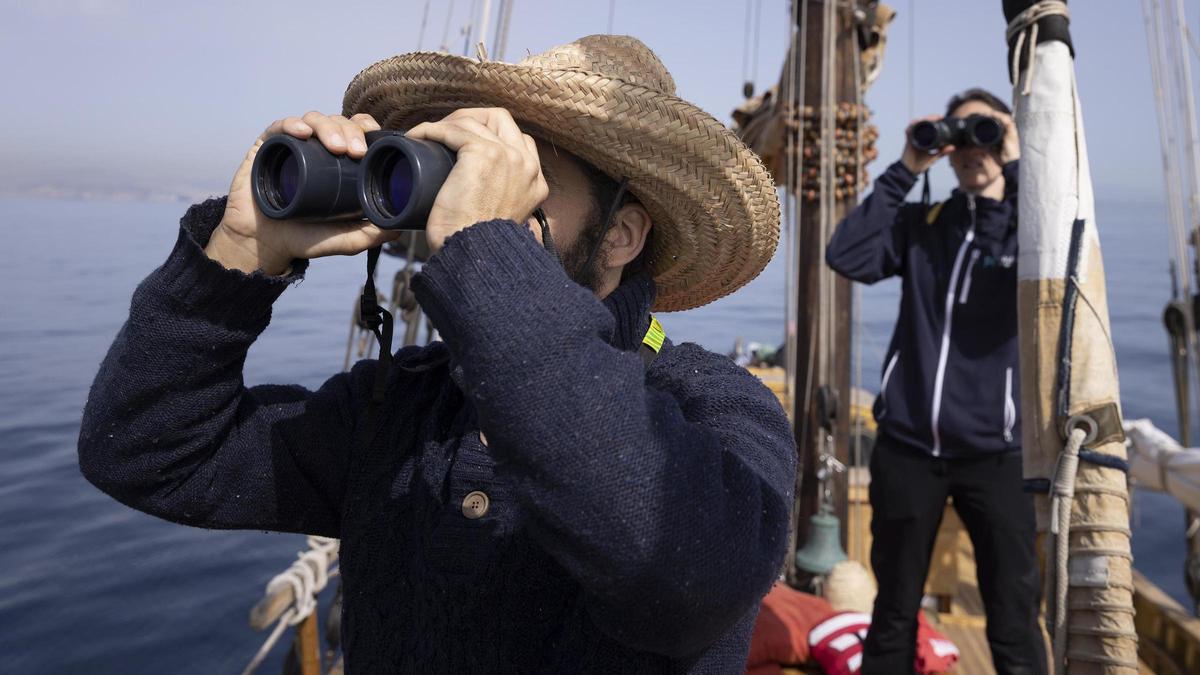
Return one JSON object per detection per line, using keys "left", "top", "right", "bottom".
{"left": 251, "top": 130, "right": 455, "bottom": 230}
{"left": 908, "top": 114, "right": 1004, "bottom": 153}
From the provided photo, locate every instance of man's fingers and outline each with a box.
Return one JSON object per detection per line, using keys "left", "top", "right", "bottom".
{"left": 328, "top": 115, "right": 368, "bottom": 158}
{"left": 260, "top": 116, "right": 312, "bottom": 142}
{"left": 407, "top": 117, "right": 503, "bottom": 152}
{"left": 480, "top": 108, "right": 526, "bottom": 149}
{"left": 350, "top": 113, "right": 382, "bottom": 132}
{"left": 303, "top": 111, "right": 349, "bottom": 154}
{"left": 302, "top": 220, "right": 405, "bottom": 258}
{"left": 447, "top": 108, "right": 527, "bottom": 150}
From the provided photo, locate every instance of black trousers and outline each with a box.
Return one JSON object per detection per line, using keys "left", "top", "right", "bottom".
{"left": 862, "top": 434, "right": 1047, "bottom": 675}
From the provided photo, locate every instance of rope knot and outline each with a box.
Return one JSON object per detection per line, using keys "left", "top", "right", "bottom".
{"left": 1006, "top": 0, "right": 1070, "bottom": 96}
{"left": 264, "top": 536, "right": 340, "bottom": 626}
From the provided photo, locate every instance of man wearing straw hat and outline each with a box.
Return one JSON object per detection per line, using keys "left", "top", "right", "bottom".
{"left": 79, "top": 35, "right": 796, "bottom": 671}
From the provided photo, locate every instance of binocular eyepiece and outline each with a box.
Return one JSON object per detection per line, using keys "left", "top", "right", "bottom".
{"left": 251, "top": 130, "right": 455, "bottom": 230}
{"left": 908, "top": 114, "right": 1003, "bottom": 153}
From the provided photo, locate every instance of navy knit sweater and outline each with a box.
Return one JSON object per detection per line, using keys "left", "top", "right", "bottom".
{"left": 78, "top": 198, "right": 796, "bottom": 673}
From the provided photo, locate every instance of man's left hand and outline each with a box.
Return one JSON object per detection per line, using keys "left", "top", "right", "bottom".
{"left": 406, "top": 108, "right": 550, "bottom": 255}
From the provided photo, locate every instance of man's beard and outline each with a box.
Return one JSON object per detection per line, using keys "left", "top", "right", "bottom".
{"left": 559, "top": 219, "right": 608, "bottom": 293}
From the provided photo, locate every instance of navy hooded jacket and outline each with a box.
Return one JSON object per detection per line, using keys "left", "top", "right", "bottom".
{"left": 826, "top": 160, "right": 1020, "bottom": 457}
{"left": 77, "top": 198, "right": 796, "bottom": 673}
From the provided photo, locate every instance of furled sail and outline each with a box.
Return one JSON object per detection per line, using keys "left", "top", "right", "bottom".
{"left": 1004, "top": 1, "right": 1137, "bottom": 672}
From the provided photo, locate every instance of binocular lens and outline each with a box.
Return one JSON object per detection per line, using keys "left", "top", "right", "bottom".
{"left": 971, "top": 117, "right": 1003, "bottom": 147}
{"left": 278, "top": 154, "right": 300, "bottom": 206}
{"left": 383, "top": 152, "right": 414, "bottom": 217}
{"left": 358, "top": 135, "right": 455, "bottom": 230}
{"left": 258, "top": 145, "right": 302, "bottom": 211}
{"left": 362, "top": 148, "right": 416, "bottom": 219}
{"left": 910, "top": 121, "right": 941, "bottom": 152}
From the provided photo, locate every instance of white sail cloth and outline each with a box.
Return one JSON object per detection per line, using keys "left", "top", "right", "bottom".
{"left": 1012, "top": 33, "right": 1137, "bottom": 672}
{"left": 1124, "top": 419, "right": 1200, "bottom": 512}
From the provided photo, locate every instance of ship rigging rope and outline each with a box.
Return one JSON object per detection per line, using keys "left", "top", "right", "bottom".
{"left": 439, "top": 0, "right": 456, "bottom": 52}
{"left": 781, "top": 0, "right": 806, "bottom": 582}
{"left": 1007, "top": 1, "right": 1070, "bottom": 95}
{"left": 416, "top": 0, "right": 432, "bottom": 51}
{"left": 850, "top": 0, "right": 865, "bottom": 563}
{"left": 1049, "top": 426, "right": 1084, "bottom": 674}
{"left": 241, "top": 536, "right": 340, "bottom": 675}
{"left": 1047, "top": 423, "right": 1139, "bottom": 672}
{"left": 740, "top": 0, "right": 763, "bottom": 90}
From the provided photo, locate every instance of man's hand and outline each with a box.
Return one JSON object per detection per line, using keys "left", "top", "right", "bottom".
{"left": 405, "top": 108, "right": 549, "bottom": 255}
{"left": 900, "top": 115, "right": 955, "bottom": 175}
{"left": 205, "top": 111, "right": 403, "bottom": 276}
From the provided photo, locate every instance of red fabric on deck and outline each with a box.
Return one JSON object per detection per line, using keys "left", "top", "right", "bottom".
{"left": 746, "top": 583, "right": 835, "bottom": 670}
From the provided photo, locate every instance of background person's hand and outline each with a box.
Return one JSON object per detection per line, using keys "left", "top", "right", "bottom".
{"left": 900, "top": 115, "right": 955, "bottom": 175}
{"left": 404, "top": 108, "right": 549, "bottom": 255}
{"left": 205, "top": 111, "right": 402, "bottom": 276}
{"left": 995, "top": 110, "right": 1020, "bottom": 164}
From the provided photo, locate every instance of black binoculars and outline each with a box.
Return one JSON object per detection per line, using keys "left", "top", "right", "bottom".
{"left": 251, "top": 130, "right": 455, "bottom": 230}
{"left": 908, "top": 114, "right": 1003, "bottom": 153}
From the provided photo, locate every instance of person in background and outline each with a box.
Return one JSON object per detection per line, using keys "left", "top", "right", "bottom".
{"left": 826, "top": 88, "right": 1046, "bottom": 674}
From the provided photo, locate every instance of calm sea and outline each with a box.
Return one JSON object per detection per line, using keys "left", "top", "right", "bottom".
{"left": 0, "top": 195, "right": 1185, "bottom": 672}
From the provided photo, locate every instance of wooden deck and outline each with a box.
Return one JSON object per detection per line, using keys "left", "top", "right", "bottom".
{"left": 746, "top": 365, "right": 1200, "bottom": 673}
{"left": 847, "top": 467, "right": 1001, "bottom": 674}
{"left": 747, "top": 366, "right": 1004, "bottom": 672}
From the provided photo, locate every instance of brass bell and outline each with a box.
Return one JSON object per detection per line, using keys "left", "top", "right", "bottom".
{"left": 795, "top": 507, "right": 848, "bottom": 576}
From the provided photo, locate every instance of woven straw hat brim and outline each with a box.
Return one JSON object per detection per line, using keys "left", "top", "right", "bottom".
{"left": 342, "top": 51, "right": 780, "bottom": 312}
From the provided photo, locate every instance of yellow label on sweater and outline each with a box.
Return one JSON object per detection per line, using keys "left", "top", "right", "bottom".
{"left": 643, "top": 316, "right": 666, "bottom": 353}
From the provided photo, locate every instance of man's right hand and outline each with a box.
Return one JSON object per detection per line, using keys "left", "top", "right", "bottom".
{"left": 204, "top": 111, "right": 404, "bottom": 276}
{"left": 900, "top": 115, "right": 955, "bottom": 176}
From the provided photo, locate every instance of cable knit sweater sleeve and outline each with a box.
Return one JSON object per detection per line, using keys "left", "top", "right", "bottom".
{"left": 77, "top": 198, "right": 371, "bottom": 537}
{"left": 412, "top": 220, "right": 797, "bottom": 659}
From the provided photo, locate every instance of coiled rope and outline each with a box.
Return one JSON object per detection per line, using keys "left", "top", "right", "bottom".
{"left": 1049, "top": 426, "right": 1085, "bottom": 674}
{"left": 1006, "top": 1, "right": 1070, "bottom": 95}
{"left": 241, "top": 536, "right": 340, "bottom": 675}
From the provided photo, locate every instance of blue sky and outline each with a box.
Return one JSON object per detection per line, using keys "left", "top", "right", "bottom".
{"left": 0, "top": 0, "right": 1179, "bottom": 203}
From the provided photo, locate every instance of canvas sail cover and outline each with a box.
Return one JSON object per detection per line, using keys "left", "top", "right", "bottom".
{"left": 1006, "top": 1, "right": 1137, "bottom": 671}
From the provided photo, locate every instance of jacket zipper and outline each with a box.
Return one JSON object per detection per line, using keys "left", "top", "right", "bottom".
{"left": 931, "top": 194, "right": 977, "bottom": 456}
{"left": 1004, "top": 366, "right": 1016, "bottom": 443}
{"left": 958, "top": 250, "right": 981, "bottom": 304}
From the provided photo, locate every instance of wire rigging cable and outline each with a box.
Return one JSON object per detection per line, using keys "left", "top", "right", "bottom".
{"left": 416, "top": 0, "right": 432, "bottom": 51}
{"left": 439, "top": 0, "right": 457, "bottom": 52}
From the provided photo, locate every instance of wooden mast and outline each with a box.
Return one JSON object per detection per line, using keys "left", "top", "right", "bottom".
{"left": 787, "top": 0, "right": 860, "bottom": 582}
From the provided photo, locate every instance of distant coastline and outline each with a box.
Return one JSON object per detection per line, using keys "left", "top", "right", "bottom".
{"left": 0, "top": 184, "right": 214, "bottom": 204}
{"left": 0, "top": 183, "right": 1164, "bottom": 208}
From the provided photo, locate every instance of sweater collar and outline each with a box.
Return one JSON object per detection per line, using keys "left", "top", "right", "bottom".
{"left": 601, "top": 272, "right": 657, "bottom": 353}
{"left": 400, "top": 273, "right": 658, "bottom": 381}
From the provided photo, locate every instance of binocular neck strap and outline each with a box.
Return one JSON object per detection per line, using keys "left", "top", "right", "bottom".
{"left": 580, "top": 177, "right": 630, "bottom": 282}
{"left": 360, "top": 246, "right": 394, "bottom": 406}
{"left": 533, "top": 208, "right": 561, "bottom": 267}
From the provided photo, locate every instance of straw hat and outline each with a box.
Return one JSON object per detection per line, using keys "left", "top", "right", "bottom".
{"left": 342, "top": 35, "right": 780, "bottom": 312}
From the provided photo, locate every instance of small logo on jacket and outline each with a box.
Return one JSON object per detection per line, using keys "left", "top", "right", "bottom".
{"left": 982, "top": 255, "right": 1015, "bottom": 269}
